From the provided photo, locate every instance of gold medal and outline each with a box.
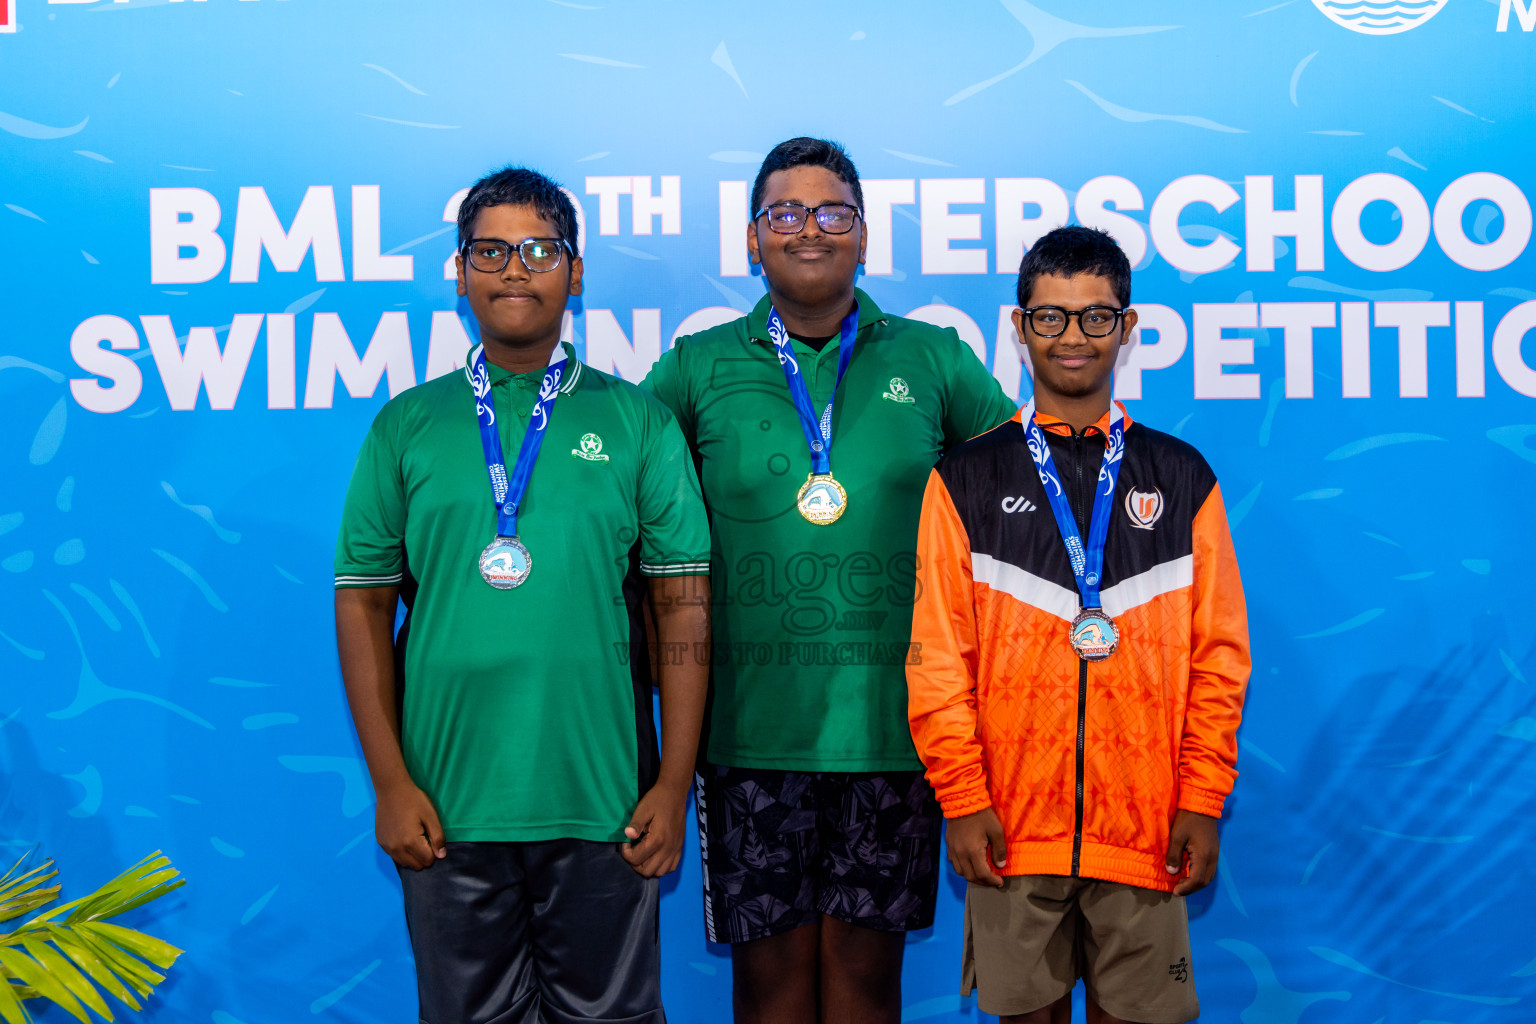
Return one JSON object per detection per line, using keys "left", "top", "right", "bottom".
{"left": 796, "top": 473, "right": 848, "bottom": 525}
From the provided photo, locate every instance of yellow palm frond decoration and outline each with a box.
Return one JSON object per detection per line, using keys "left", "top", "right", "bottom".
{"left": 0, "top": 850, "right": 184, "bottom": 1024}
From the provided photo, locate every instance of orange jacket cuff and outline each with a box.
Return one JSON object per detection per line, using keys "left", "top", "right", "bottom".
{"left": 1177, "top": 785, "right": 1226, "bottom": 818}
{"left": 938, "top": 788, "right": 993, "bottom": 819}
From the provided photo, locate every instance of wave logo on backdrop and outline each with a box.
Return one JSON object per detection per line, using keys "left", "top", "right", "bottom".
{"left": 1, "top": 0, "right": 14, "bottom": 34}
{"left": 1312, "top": 0, "right": 1450, "bottom": 34}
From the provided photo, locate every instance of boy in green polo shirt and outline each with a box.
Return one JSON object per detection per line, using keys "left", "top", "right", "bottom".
{"left": 334, "top": 167, "right": 710, "bottom": 1024}
{"left": 642, "top": 138, "right": 1018, "bottom": 1023}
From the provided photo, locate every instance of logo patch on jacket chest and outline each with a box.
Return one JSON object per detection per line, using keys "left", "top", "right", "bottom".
{"left": 1124, "top": 487, "right": 1164, "bottom": 529}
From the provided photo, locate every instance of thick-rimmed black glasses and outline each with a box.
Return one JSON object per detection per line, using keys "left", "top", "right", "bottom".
{"left": 1020, "top": 305, "right": 1127, "bottom": 338}
{"left": 462, "top": 237, "right": 574, "bottom": 274}
{"left": 754, "top": 202, "right": 861, "bottom": 234}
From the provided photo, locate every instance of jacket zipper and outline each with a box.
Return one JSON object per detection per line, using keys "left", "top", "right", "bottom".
{"left": 1073, "top": 658, "right": 1087, "bottom": 876}
{"left": 1067, "top": 427, "right": 1091, "bottom": 877}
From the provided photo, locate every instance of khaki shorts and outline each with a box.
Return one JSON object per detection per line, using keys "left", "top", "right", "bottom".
{"left": 962, "top": 875, "right": 1198, "bottom": 1023}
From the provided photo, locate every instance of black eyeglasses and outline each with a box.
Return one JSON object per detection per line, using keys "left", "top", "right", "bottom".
{"left": 754, "top": 202, "right": 861, "bottom": 235}
{"left": 462, "top": 237, "right": 573, "bottom": 274}
{"left": 1020, "top": 305, "right": 1127, "bottom": 338}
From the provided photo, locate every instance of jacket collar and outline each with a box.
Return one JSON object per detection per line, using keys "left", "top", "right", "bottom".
{"left": 1017, "top": 400, "right": 1134, "bottom": 436}
{"left": 746, "top": 287, "right": 888, "bottom": 346}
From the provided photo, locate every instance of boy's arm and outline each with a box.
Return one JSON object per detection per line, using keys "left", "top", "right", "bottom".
{"left": 941, "top": 330, "right": 1019, "bottom": 447}
{"left": 909, "top": 470, "right": 1005, "bottom": 885}
{"left": 334, "top": 406, "right": 441, "bottom": 870}
{"left": 622, "top": 575, "right": 710, "bottom": 877}
{"left": 335, "top": 587, "right": 444, "bottom": 870}
{"left": 638, "top": 342, "right": 691, "bottom": 436}
{"left": 620, "top": 401, "right": 713, "bottom": 877}
{"left": 1166, "top": 482, "right": 1251, "bottom": 895}
{"left": 1181, "top": 482, "right": 1250, "bottom": 814}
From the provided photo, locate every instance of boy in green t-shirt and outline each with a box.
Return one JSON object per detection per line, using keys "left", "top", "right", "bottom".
{"left": 334, "top": 167, "right": 710, "bottom": 1023}
{"left": 641, "top": 138, "right": 1017, "bottom": 1023}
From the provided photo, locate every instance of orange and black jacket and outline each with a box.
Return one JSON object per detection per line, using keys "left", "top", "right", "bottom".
{"left": 908, "top": 403, "right": 1250, "bottom": 892}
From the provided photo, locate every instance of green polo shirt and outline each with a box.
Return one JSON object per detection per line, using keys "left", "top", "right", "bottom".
{"left": 335, "top": 343, "right": 710, "bottom": 842}
{"left": 642, "top": 289, "right": 1017, "bottom": 771}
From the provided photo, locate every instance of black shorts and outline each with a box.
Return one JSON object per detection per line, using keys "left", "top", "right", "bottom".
{"left": 694, "top": 765, "right": 943, "bottom": 944}
{"left": 398, "top": 839, "right": 664, "bottom": 1024}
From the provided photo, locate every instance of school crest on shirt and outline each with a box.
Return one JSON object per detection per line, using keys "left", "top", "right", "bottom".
{"left": 571, "top": 432, "right": 610, "bottom": 462}
{"left": 1124, "top": 487, "right": 1164, "bottom": 529}
{"left": 882, "top": 377, "right": 915, "bottom": 404}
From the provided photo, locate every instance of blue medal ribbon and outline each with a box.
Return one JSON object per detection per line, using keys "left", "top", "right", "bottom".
{"left": 766, "top": 305, "right": 860, "bottom": 476}
{"left": 1019, "top": 401, "right": 1126, "bottom": 611}
{"left": 464, "top": 343, "right": 568, "bottom": 538}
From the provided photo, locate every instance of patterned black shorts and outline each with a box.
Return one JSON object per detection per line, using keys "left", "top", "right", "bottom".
{"left": 694, "top": 765, "right": 943, "bottom": 944}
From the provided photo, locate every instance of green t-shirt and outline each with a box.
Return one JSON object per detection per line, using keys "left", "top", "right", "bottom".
{"left": 642, "top": 290, "right": 1018, "bottom": 770}
{"left": 335, "top": 343, "right": 710, "bottom": 842}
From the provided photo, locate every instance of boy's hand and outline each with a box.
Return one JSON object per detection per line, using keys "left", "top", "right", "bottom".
{"left": 376, "top": 781, "right": 447, "bottom": 870}
{"left": 620, "top": 783, "right": 687, "bottom": 878}
{"left": 946, "top": 807, "right": 1008, "bottom": 887}
{"left": 1166, "top": 809, "right": 1220, "bottom": 896}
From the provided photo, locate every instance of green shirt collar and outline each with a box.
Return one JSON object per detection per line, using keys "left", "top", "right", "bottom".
{"left": 746, "top": 287, "right": 888, "bottom": 346}
{"left": 480, "top": 341, "right": 584, "bottom": 394}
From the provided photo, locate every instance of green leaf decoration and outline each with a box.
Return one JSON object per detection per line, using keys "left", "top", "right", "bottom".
{"left": 0, "top": 850, "right": 184, "bottom": 1021}
{"left": 20, "top": 940, "right": 111, "bottom": 1021}
{"left": 43, "top": 927, "right": 139, "bottom": 1011}
{"left": 0, "top": 860, "right": 61, "bottom": 925}
{"left": 0, "top": 948, "right": 89, "bottom": 1023}
{"left": 0, "top": 975, "right": 33, "bottom": 1024}
{"left": 68, "top": 929, "right": 158, "bottom": 998}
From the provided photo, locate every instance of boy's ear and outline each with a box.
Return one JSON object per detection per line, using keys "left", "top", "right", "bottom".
{"left": 567, "top": 255, "right": 584, "bottom": 297}
{"left": 857, "top": 218, "right": 868, "bottom": 265}
{"left": 455, "top": 251, "right": 468, "bottom": 298}
{"left": 1120, "top": 307, "right": 1138, "bottom": 344}
{"left": 746, "top": 220, "right": 762, "bottom": 265}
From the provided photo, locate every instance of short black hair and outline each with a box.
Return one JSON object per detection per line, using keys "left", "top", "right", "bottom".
{"left": 751, "top": 137, "right": 864, "bottom": 215}
{"left": 1016, "top": 226, "right": 1131, "bottom": 308}
{"left": 456, "top": 166, "right": 579, "bottom": 252}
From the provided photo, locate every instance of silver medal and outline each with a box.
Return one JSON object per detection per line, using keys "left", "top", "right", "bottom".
{"left": 479, "top": 535, "right": 532, "bottom": 589}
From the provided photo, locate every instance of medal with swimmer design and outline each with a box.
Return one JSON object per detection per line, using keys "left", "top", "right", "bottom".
{"left": 478, "top": 536, "right": 533, "bottom": 590}
{"left": 765, "top": 305, "right": 860, "bottom": 525}
{"left": 1069, "top": 608, "right": 1119, "bottom": 661}
{"left": 465, "top": 343, "right": 567, "bottom": 589}
{"left": 1019, "top": 400, "right": 1128, "bottom": 660}
{"left": 795, "top": 472, "right": 848, "bottom": 525}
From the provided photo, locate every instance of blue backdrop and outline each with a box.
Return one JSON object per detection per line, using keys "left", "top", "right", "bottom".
{"left": 3, "top": 1, "right": 1536, "bottom": 1021}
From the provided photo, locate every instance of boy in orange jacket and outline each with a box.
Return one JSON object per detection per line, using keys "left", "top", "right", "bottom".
{"left": 908, "top": 226, "right": 1250, "bottom": 1023}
